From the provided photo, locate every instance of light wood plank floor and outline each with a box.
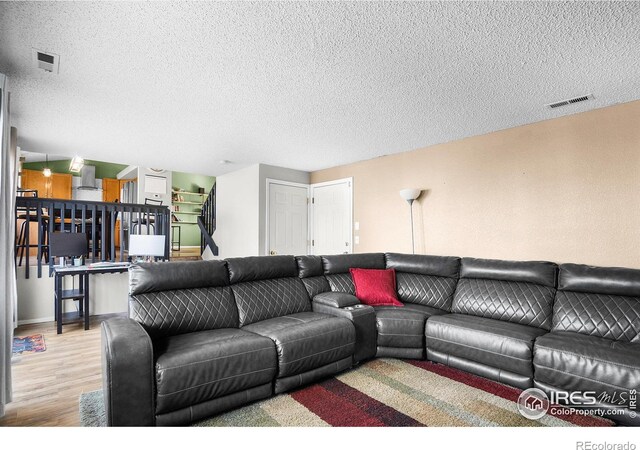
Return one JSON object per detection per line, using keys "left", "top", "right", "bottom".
{"left": 0, "top": 313, "right": 125, "bottom": 427}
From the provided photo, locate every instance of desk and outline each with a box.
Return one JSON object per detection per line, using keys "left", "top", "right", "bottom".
{"left": 52, "top": 263, "right": 130, "bottom": 334}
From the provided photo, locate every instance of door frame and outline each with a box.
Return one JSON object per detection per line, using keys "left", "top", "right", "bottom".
{"left": 265, "top": 178, "right": 311, "bottom": 256}
{"left": 309, "top": 177, "right": 353, "bottom": 255}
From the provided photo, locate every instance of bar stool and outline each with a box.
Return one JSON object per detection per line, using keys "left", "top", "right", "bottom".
{"left": 16, "top": 212, "right": 50, "bottom": 266}
{"left": 131, "top": 198, "right": 163, "bottom": 234}
{"left": 15, "top": 190, "right": 50, "bottom": 266}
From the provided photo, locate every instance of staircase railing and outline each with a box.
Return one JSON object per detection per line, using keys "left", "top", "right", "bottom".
{"left": 197, "top": 183, "right": 218, "bottom": 256}
{"left": 15, "top": 196, "right": 171, "bottom": 279}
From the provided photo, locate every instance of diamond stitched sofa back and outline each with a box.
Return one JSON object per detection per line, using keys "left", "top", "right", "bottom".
{"left": 296, "top": 255, "right": 331, "bottom": 298}
{"left": 321, "top": 253, "right": 386, "bottom": 294}
{"left": 552, "top": 263, "right": 640, "bottom": 342}
{"left": 227, "top": 255, "right": 311, "bottom": 327}
{"left": 128, "top": 260, "right": 237, "bottom": 339}
{"left": 385, "top": 253, "right": 460, "bottom": 310}
{"left": 452, "top": 258, "right": 558, "bottom": 330}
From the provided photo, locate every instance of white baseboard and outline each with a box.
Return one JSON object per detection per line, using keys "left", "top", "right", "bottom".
{"left": 18, "top": 316, "right": 54, "bottom": 326}
{"left": 173, "top": 245, "right": 200, "bottom": 249}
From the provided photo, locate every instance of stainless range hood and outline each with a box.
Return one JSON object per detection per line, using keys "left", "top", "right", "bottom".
{"left": 77, "top": 165, "right": 98, "bottom": 190}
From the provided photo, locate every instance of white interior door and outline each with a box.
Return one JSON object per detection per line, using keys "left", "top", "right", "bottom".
{"left": 310, "top": 178, "right": 353, "bottom": 255}
{"left": 267, "top": 181, "right": 309, "bottom": 256}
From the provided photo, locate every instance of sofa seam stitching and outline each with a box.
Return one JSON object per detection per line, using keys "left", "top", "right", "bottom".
{"left": 534, "top": 345, "right": 640, "bottom": 371}
{"left": 427, "top": 336, "right": 532, "bottom": 362}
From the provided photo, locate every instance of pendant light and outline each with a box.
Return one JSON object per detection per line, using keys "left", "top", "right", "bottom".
{"left": 42, "top": 154, "right": 52, "bottom": 177}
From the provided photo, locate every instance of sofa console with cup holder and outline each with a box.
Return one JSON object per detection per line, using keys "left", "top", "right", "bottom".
{"left": 101, "top": 253, "right": 640, "bottom": 426}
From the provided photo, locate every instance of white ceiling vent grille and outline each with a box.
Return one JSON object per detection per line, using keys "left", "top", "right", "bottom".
{"left": 546, "top": 94, "right": 593, "bottom": 109}
{"left": 32, "top": 49, "right": 59, "bottom": 73}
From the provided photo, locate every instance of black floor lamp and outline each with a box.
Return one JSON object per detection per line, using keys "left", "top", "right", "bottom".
{"left": 399, "top": 188, "right": 422, "bottom": 254}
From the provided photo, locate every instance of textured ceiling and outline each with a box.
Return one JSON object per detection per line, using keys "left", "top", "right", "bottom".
{"left": 1, "top": 1, "right": 639, "bottom": 176}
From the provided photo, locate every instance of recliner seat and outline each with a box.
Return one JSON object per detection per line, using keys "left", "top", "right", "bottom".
{"left": 227, "top": 255, "right": 356, "bottom": 394}
{"left": 375, "top": 253, "right": 460, "bottom": 358}
{"left": 426, "top": 257, "right": 557, "bottom": 389}
{"left": 533, "top": 263, "right": 640, "bottom": 426}
{"left": 116, "top": 260, "right": 279, "bottom": 426}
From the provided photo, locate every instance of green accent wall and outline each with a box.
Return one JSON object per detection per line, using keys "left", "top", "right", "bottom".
{"left": 22, "top": 159, "right": 128, "bottom": 179}
{"left": 171, "top": 171, "right": 216, "bottom": 248}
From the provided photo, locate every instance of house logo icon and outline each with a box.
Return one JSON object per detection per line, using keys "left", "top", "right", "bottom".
{"left": 517, "top": 388, "right": 550, "bottom": 420}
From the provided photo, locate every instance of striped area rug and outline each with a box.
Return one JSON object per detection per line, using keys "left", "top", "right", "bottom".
{"left": 194, "top": 359, "right": 613, "bottom": 427}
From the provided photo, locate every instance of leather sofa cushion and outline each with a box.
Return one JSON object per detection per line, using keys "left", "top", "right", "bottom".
{"left": 296, "top": 255, "right": 323, "bottom": 278}
{"left": 559, "top": 263, "right": 640, "bottom": 297}
{"left": 231, "top": 277, "right": 311, "bottom": 327}
{"left": 452, "top": 278, "right": 555, "bottom": 329}
{"left": 552, "top": 291, "right": 640, "bottom": 343}
{"left": 326, "top": 273, "right": 355, "bottom": 294}
{"left": 154, "top": 328, "right": 277, "bottom": 415}
{"left": 302, "top": 276, "right": 331, "bottom": 299}
{"left": 375, "top": 303, "right": 446, "bottom": 348}
{"left": 130, "top": 286, "right": 239, "bottom": 339}
{"left": 460, "top": 257, "right": 557, "bottom": 288}
{"left": 129, "top": 260, "right": 229, "bottom": 295}
{"left": 227, "top": 255, "right": 298, "bottom": 283}
{"left": 243, "top": 312, "right": 355, "bottom": 378}
{"left": 426, "top": 314, "right": 547, "bottom": 376}
{"left": 313, "top": 291, "right": 360, "bottom": 308}
{"left": 534, "top": 332, "right": 640, "bottom": 397}
{"left": 396, "top": 272, "right": 457, "bottom": 311}
{"left": 385, "top": 253, "right": 460, "bottom": 278}
{"left": 321, "top": 253, "right": 386, "bottom": 274}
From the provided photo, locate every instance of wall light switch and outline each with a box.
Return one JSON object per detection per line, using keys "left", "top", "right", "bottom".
{"left": 354, "top": 222, "right": 360, "bottom": 231}
{"left": 355, "top": 236, "right": 360, "bottom": 245}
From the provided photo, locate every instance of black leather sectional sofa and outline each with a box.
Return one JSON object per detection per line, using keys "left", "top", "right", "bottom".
{"left": 101, "top": 253, "right": 640, "bottom": 426}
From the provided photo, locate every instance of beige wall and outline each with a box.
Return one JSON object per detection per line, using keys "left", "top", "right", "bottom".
{"left": 311, "top": 100, "right": 640, "bottom": 269}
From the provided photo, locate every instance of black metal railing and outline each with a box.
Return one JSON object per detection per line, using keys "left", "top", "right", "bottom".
{"left": 198, "top": 183, "right": 218, "bottom": 256}
{"left": 15, "top": 196, "right": 171, "bottom": 278}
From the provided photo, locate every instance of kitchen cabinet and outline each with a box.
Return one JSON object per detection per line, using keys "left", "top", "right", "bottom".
{"left": 101, "top": 178, "right": 135, "bottom": 248}
{"left": 21, "top": 169, "right": 72, "bottom": 199}
{"left": 102, "top": 178, "right": 120, "bottom": 203}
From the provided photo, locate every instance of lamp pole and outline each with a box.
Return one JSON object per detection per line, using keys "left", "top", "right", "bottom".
{"left": 408, "top": 199, "right": 415, "bottom": 254}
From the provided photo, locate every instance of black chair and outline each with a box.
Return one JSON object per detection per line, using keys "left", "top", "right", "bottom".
{"left": 131, "top": 198, "right": 163, "bottom": 234}
{"left": 15, "top": 189, "right": 50, "bottom": 266}
{"left": 49, "top": 232, "right": 90, "bottom": 330}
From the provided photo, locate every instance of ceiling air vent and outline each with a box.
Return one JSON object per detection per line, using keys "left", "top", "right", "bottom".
{"left": 547, "top": 94, "right": 593, "bottom": 109}
{"left": 32, "top": 49, "right": 59, "bottom": 73}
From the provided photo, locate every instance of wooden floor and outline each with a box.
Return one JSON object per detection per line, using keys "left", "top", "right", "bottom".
{"left": 0, "top": 313, "right": 125, "bottom": 427}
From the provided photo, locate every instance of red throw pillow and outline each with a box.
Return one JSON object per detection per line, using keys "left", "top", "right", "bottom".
{"left": 349, "top": 268, "right": 403, "bottom": 307}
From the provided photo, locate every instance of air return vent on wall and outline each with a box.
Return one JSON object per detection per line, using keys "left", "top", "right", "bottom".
{"left": 546, "top": 94, "right": 593, "bottom": 109}
{"left": 32, "top": 48, "right": 59, "bottom": 73}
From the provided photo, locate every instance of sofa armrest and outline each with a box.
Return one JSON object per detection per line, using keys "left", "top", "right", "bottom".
{"left": 312, "top": 301, "right": 376, "bottom": 363}
{"left": 101, "top": 317, "right": 155, "bottom": 426}
{"left": 313, "top": 292, "right": 360, "bottom": 308}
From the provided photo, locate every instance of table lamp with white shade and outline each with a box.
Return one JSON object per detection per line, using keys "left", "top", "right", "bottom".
{"left": 128, "top": 234, "right": 166, "bottom": 262}
{"left": 399, "top": 188, "right": 422, "bottom": 254}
